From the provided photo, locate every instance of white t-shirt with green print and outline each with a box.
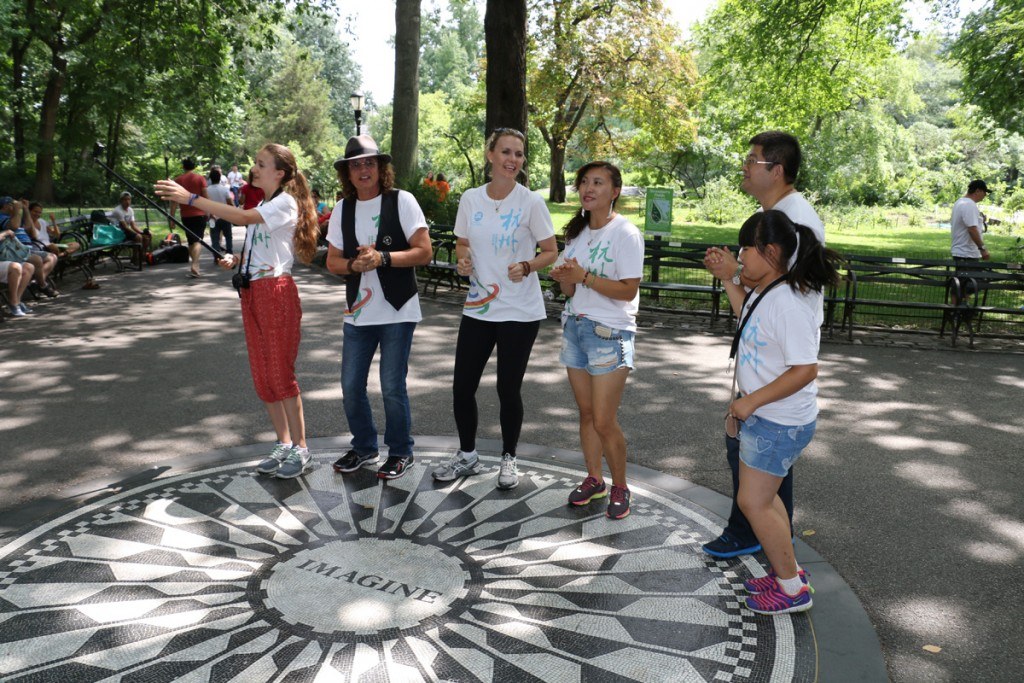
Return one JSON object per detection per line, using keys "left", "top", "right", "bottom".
{"left": 245, "top": 191, "right": 297, "bottom": 279}
{"left": 562, "top": 215, "right": 645, "bottom": 332}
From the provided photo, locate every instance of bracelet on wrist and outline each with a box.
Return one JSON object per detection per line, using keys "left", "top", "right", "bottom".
{"left": 520, "top": 260, "right": 531, "bottom": 275}
{"left": 380, "top": 251, "right": 391, "bottom": 268}
{"left": 187, "top": 193, "right": 199, "bottom": 206}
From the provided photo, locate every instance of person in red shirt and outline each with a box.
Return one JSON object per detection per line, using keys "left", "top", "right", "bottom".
{"left": 169, "top": 157, "right": 209, "bottom": 278}
{"left": 239, "top": 169, "right": 265, "bottom": 211}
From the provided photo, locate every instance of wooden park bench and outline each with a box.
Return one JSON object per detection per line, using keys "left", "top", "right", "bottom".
{"left": 837, "top": 255, "right": 968, "bottom": 345}
{"left": 954, "top": 263, "right": 1024, "bottom": 347}
{"left": 640, "top": 239, "right": 726, "bottom": 323}
{"left": 51, "top": 214, "right": 143, "bottom": 282}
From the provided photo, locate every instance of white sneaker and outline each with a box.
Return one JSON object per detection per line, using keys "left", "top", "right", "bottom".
{"left": 497, "top": 453, "right": 519, "bottom": 490}
{"left": 9, "top": 305, "right": 26, "bottom": 317}
{"left": 432, "top": 450, "right": 482, "bottom": 481}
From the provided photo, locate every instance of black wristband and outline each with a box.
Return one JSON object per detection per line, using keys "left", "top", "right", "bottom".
{"left": 380, "top": 251, "right": 391, "bottom": 268}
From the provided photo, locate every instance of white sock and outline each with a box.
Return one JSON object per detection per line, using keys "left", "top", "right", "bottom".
{"left": 293, "top": 445, "right": 308, "bottom": 454}
{"left": 459, "top": 449, "right": 479, "bottom": 463}
{"left": 777, "top": 574, "right": 805, "bottom": 596}
{"left": 278, "top": 441, "right": 293, "bottom": 449}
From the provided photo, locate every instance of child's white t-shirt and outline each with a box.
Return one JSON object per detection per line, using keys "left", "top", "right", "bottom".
{"left": 736, "top": 283, "right": 820, "bottom": 425}
{"left": 325, "top": 190, "right": 428, "bottom": 325}
{"left": 454, "top": 183, "right": 555, "bottom": 322}
{"left": 562, "top": 215, "right": 645, "bottom": 331}
{"left": 245, "top": 192, "right": 297, "bottom": 279}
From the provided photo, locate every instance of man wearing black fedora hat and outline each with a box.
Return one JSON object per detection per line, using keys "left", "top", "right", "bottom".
{"left": 325, "top": 134, "right": 433, "bottom": 481}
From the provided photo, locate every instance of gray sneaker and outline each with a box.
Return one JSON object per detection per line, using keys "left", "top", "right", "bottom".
{"left": 276, "top": 447, "right": 312, "bottom": 479}
{"left": 431, "top": 450, "right": 482, "bottom": 482}
{"left": 497, "top": 453, "right": 519, "bottom": 490}
{"left": 256, "top": 443, "right": 292, "bottom": 474}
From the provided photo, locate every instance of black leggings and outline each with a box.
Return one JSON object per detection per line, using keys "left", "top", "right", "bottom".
{"left": 452, "top": 315, "right": 541, "bottom": 455}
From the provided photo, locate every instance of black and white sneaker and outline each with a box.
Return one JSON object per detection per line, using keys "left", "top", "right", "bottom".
{"left": 378, "top": 454, "right": 415, "bottom": 480}
{"left": 332, "top": 450, "right": 380, "bottom": 473}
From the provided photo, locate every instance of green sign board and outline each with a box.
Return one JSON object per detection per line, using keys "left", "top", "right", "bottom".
{"left": 644, "top": 188, "right": 673, "bottom": 236}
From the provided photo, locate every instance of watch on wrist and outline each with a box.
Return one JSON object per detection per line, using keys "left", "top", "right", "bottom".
{"left": 380, "top": 251, "right": 392, "bottom": 268}
{"left": 731, "top": 265, "right": 743, "bottom": 286}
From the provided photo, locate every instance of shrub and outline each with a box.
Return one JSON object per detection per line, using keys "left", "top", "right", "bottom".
{"left": 694, "top": 176, "right": 756, "bottom": 225}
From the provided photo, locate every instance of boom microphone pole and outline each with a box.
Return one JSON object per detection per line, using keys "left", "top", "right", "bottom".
{"left": 90, "top": 142, "right": 224, "bottom": 258}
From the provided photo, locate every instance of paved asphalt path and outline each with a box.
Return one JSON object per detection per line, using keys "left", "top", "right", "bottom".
{"left": 1, "top": 261, "right": 1022, "bottom": 682}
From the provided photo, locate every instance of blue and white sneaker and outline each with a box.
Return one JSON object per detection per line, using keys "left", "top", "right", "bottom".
{"left": 256, "top": 443, "right": 292, "bottom": 475}
{"left": 276, "top": 447, "right": 312, "bottom": 479}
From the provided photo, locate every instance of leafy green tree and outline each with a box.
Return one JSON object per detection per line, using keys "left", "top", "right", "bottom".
{"left": 694, "top": 0, "right": 907, "bottom": 142}
{"left": 290, "top": 13, "right": 362, "bottom": 136}
{"left": 420, "top": 0, "right": 482, "bottom": 97}
{"left": 527, "top": 0, "right": 698, "bottom": 201}
{"left": 950, "top": 0, "right": 1024, "bottom": 135}
{"left": 244, "top": 41, "right": 336, "bottom": 163}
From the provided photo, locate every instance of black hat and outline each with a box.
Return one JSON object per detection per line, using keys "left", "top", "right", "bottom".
{"left": 334, "top": 135, "right": 392, "bottom": 171}
{"left": 968, "top": 179, "right": 990, "bottom": 194}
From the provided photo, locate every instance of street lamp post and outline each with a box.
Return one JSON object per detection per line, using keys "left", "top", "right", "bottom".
{"left": 350, "top": 93, "right": 365, "bottom": 136}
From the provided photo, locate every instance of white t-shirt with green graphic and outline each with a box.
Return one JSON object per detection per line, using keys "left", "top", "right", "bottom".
{"left": 245, "top": 192, "right": 296, "bottom": 279}
{"left": 562, "top": 215, "right": 645, "bottom": 332}
{"left": 454, "top": 183, "right": 555, "bottom": 322}
{"left": 325, "top": 190, "right": 428, "bottom": 326}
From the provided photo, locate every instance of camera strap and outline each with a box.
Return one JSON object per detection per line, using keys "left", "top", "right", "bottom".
{"left": 729, "top": 274, "right": 788, "bottom": 362}
{"left": 239, "top": 188, "right": 282, "bottom": 279}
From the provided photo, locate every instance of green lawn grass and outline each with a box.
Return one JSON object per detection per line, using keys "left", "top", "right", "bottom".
{"left": 542, "top": 197, "right": 1022, "bottom": 263}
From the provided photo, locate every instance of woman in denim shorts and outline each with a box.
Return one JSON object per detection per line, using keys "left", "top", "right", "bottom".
{"left": 705, "top": 210, "right": 841, "bottom": 615}
{"left": 550, "top": 162, "right": 645, "bottom": 519}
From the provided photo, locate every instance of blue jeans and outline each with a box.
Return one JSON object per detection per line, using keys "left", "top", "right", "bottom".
{"left": 341, "top": 322, "right": 416, "bottom": 456}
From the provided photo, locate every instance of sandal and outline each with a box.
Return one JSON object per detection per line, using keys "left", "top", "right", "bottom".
{"left": 82, "top": 280, "right": 100, "bottom": 290}
{"left": 42, "top": 284, "right": 60, "bottom": 298}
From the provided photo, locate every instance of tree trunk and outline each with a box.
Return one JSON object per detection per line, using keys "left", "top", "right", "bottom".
{"left": 548, "top": 141, "right": 567, "bottom": 203}
{"left": 32, "top": 48, "right": 68, "bottom": 202}
{"left": 392, "top": 0, "right": 421, "bottom": 185}
{"left": 11, "top": 37, "right": 31, "bottom": 178}
{"left": 484, "top": 0, "right": 528, "bottom": 182}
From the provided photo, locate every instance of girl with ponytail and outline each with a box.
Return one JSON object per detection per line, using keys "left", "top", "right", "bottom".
{"left": 703, "top": 209, "right": 839, "bottom": 616}
{"left": 155, "top": 142, "right": 317, "bottom": 480}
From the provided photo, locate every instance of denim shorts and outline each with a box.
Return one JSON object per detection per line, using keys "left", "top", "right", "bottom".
{"left": 560, "top": 315, "right": 635, "bottom": 375}
{"left": 738, "top": 414, "right": 816, "bottom": 477}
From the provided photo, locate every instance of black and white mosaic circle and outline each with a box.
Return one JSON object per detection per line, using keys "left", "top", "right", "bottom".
{"left": 0, "top": 449, "right": 816, "bottom": 682}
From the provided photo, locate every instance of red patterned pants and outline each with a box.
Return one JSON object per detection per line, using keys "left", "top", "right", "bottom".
{"left": 240, "top": 276, "right": 302, "bottom": 403}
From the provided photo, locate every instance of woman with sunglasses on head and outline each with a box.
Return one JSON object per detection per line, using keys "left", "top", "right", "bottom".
{"left": 549, "top": 161, "right": 644, "bottom": 519}
{"left": 155, "top": 143, "right": 320, "bottom": 480}
{"left": 704, "top": 210, "right": 840, "bottom": 615}
{"left": 431, "top": 128, "right": 558, "bottom": 490}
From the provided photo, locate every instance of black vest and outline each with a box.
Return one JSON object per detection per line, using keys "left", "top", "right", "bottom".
{"left": 341, "top": 190, "right": 418, "bottom": 311}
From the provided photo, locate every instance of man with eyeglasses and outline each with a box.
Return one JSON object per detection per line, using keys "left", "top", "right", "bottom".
{"left": 702, "top": 130, "right": 825, "bottom": 560}
{"left": 325, "top": 135, "right": 433, "bottom": 481}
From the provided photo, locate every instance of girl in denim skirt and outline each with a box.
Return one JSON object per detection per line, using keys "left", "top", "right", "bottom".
{"left": 706, "top": 210, "right": 840, "bottom": 614}
{"left": 550, "top": 162, "right": 645, "bottom": 519}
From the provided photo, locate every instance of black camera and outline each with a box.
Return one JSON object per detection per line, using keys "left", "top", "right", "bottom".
{"left": 232, "top": 272, "right": 251, "bottom": 292}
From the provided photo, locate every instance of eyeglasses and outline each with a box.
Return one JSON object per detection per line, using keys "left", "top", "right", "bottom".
{"left": 742, "top": 157, "right": 776, "bottom": 168}
{"left": 348, "top": 159, "right": 378, "bottom": 169}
